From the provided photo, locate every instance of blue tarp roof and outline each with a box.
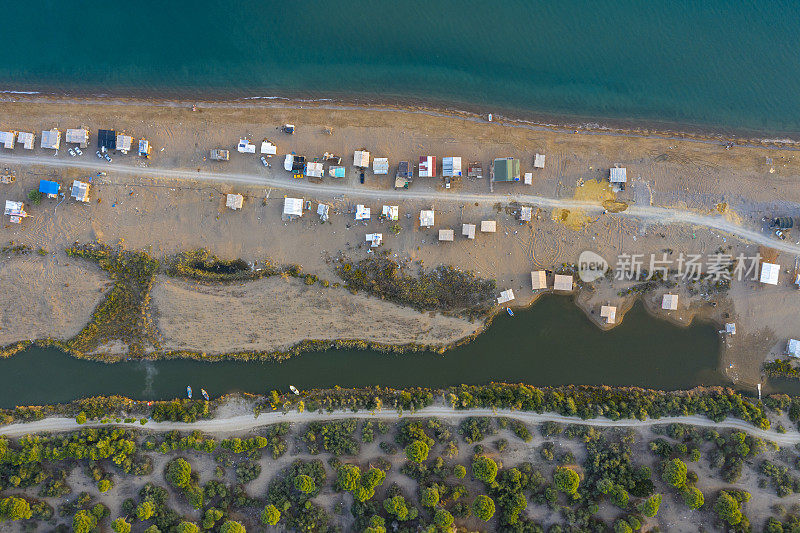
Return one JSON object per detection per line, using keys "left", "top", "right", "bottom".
{"left": 39, "top": 180, "right": 60, "bottom": 195}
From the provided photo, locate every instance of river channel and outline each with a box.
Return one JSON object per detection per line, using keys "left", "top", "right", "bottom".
{"left": 0, "top": 296, "right": 729, "bottom": 408}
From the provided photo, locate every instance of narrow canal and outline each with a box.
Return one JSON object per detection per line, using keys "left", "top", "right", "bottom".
{"left": 0, "top": 297, "right": 725, "bottom": 408}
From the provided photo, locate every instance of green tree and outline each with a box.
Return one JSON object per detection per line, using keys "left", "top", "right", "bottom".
{"left": 76, "top": 412, "right": 87, "bottom": 424}
{"left": 405, "top": 440, "right": 430, "bottom": 463}
{"left": 662, "top": 458, "right": 687, "bottom": 488}
{"left": 0, "top": 496, "right": 32, "bottom": 522}
{"left": 421, "top": 486, "right": 440, "bottom": 508}
{"left": 638, "top": 493, "right": 662, "bottom": 517}
{"left": 136, "top": 501, "right": 155, "bottom": 521}
{"left": 434, "top": 508, "right": 454, "bottom": 529}
{"left": 261, "top": 504, "right": 281, "bottom": 526}
{"left": 472, "top": 495, "right": 495, "bottom": 521}
{"left": 167, "top": 458, "right": 192, "bottom": 489}
{"left": 220, "top": 520, "right": 246, "bottom": 533}
{"left": 294, "top": 474, "right": 316, "bottom": 494}
{"left": 73, "top": 510, "right": 98, "bottom": 533}
{"left": 27, "top": 190, "right": 42, "bottom": 205}
{"left": 202, "top": 509, "right": 223, "bottom": 530}
{"left": 176, "top": 522, "right": 200, "bottom": 533}
{"left": 365, "top": 515, "right": 387, "bottom": 533}
{"left": 453, "top": 465, "right": 466, "bottom": 479}
{"left": 98, "top": 479, "right": 112, "bottom": 493}
{"left": 144, "top": 526, "right": 161, "bottom": 533}
{"left": 554, "top": 466, "right": 580, "bottom": 495}
{"left": 681, "top": 486, "right": 704, "bottom": 510}
{"left": 112, "top": 517, "right": 132, "bottom": 533}
{"left": 609, "top": 485, "right": 629, "bottom": 508}
{"left": 613, "top": 519, "right": 633, "bottom": 533}
{"left": 383, "top": 495, "right": 417, "bottom": 521}
{"left": 713, "top": 491, "right": 742, "bottom": 525}
{"left": 336, "top": 464, "right": 361, "bottom": 492}
{"left": 472, "top": 456, "right": 498, "bottom": 484}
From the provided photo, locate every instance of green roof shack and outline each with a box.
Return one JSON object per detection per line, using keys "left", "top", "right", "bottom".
{"left": 492, "top": 157, "right": 520, "bottom": 182}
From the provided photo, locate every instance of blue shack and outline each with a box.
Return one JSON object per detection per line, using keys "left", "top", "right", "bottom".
{"left": 38, "top": 180, "right": 60, "bottom": 198}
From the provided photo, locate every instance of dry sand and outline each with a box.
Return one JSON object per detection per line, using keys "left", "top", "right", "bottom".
{"left": 0, "top": 98, "right": 797, "bottom": 383}
{"left": 150, "top": 274, "right": 479, "bottom": 354}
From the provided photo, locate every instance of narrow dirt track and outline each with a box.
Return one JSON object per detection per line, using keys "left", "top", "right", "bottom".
{"left": 2, "top": 154, "right": 796, "bottom": 255}
{"left": 0, "top": 407, "right": 795, "bottom": 445}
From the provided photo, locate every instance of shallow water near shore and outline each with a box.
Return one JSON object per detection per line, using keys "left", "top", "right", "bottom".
{"left": 0, "top": 298, "right": 726, "bottom": 408}
{"left": 2, "top": 2, "right": 799, "bottom": 135}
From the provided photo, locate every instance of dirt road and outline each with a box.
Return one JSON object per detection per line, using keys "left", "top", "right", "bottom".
{"left": 2, "top": 153, "right": 798, "bottom": 255}
{"left": 0, "top": 407, "right": 795, "bottom": 445}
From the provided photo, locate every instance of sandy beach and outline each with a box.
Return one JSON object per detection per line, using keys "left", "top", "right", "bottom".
{"left": 0, "top": 97, "right": 798, "bottom": 384}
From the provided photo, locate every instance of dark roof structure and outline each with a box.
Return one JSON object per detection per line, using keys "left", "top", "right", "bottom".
{"left": 97, "top": 129, "right": 116, "bottom": 150}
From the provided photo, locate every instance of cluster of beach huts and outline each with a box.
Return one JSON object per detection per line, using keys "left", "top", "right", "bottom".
{"left": 2, "top": 127, "right": 152, "bottom": 224}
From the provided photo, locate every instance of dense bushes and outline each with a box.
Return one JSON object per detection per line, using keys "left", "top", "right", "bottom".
{"left": 337, "top": 255, "right": 496, "bottom": 316}
{"left": 303, "top": 420, "right": 360, "bottom": 456}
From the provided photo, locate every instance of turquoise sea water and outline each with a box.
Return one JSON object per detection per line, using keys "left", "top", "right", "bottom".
{"left": 2, "top": 2, "right": 799, "bottom": 133}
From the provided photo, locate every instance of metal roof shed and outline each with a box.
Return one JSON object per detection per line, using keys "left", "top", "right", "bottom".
{"left": 497, "top": 289, "right": 515, "bottom": 304}
{"left": 116, "top": 134, "right": 133, "bottom": 154}
{"left": 492, "top": 157, "right": 520, "bottom": 182}
{"left": 66, "top": 128, "right": 89, "bottom": 146}
{"left": 419, "top": 156, "right": 436, "bottom": 178}
{"left": 397, "top": 161, "right": 412, "bottom": 179}
{"left": 534, "top": 154, "right": 546, "bottom": 168}
{"left": 260, "top": 141, "right": 277, "bottom": 155}
{"left": 41, "top": 129, "right": 61, "bottom": 150}
{"left": 438, "top": 229, "right": 454, "bottom": 241}
{"left": 419, "top": 210, "right": 434, "bottom": 228}
{"left": 382, "top": 205, "right": 399, "bottom": 221}
{"left": 4, "top": 200, "right": 26, "bottom": 222}
{"left": 462, "top": 223, "right": 476, "bottom": 239}
{"left": 237, "top": 139, "right": 255, "bottom": 154}
{"left": 531, "top": 270, "right": 547, "bottom": 290}
{"left": 520, "top": 206, "right": 532, "bottom": 221}
{"left": 283, "top": 197, "right": 304, "bottom": 218}
{"left": 480, "top": 220, "right": 496, "bottom": 233}
{"left": 317, "top": 203, "right": 330, "bottom": 222}
{"left": 98, "top": 129, "right": 116, "bottom": 150}
{"left": 353, "top": 150, "right": 370, "bottom": 168}
{"left": 355, "top": 204, "right": 371, "bottom": 220}
{"left": 610, "top": 167, "right": 627, "bottom": 183}
{"left": 442, "top": 157, "right": 462, "bottom": 177}
{"left": 760, "top": 262, "right": 780, "bottom": 285}
{"left": 39, "top": 180, "right": 60, "bottom": 196}
{"left": 71, "top": 180, "right": 90, "bottom": 202}
{"left": 226, "top": 193, "right": 244, "bottom": 210}
{"left": 328, "top": 166, "right": 345, "bottom": 178}
{"left": 373, "top": 157, "right": 389, "bottom": 175}
{"left": 138, "top": 139, "right": 151, "bottom": 157}
{"left": 366, "top": 233, "right": 383, "bottom": 247}
{"left": 554, "top": 274, "right": 573, "bottom": 291}
{"left": 789, "top": 339, "right": 800, "bottom": 357}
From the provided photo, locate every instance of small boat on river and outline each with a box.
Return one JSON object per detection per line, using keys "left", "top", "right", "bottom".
{"left": 186, "top": 386, "right": 192, "bottom": 399}
{"left": 289, "top": 385, "right": 300, "bottom": 395}
{"left": 201, "top": 389, "right": 209, "bottom": 401}
{"left": 507, "top": 308, "right": 514, "bottom": 317}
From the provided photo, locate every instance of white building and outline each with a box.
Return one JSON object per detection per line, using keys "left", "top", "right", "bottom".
{"left": 366, "top": 233, "right": 383, "bottom": 247}
{"left": 116, "top": 134, "right": 133, "bottom": 154}
{"left": 226, "top": 193, "right": 244, "bottom": 210}
{"left": 480, "top": 220, "right": 496, "bottom": 233}
{"left": 138, "top": 139, "right": 151, "bottom": 157}
{"left": 260, "top": 140, "right": 277, "bottom": 155}
{"left": 353, "top": 150, "right": 370, "bottom": 168}
{"left": 317, "top": 203, "right": 330, "bottom": 222}
{"left": 462, "top": 223, "right": 476, "bottom": 239}
{"left": 4, "top": 200, "right": 26, "bottom": 223}
{"left": 382, "top": 205, "right": 399, "bottom": 221}
{"left": 531, "top": 270, "right": 547, "bottom": 290}
{"left": 355, "top": 204, "right": 371, "bottom": 220}
{"left": 373, "top": 157, "right": 389, "bottom": 175}
{"left": 600, "top": 305, "right": 617, "bottom": 324}
{"left": 760, "top": 262, "right": 780, "bottom": 285}
{"left": 0, "top": 131, "right": 15, "bottom": 149}
{"left": 520, "top": 206, "right": 532, "bottom": 221}
{"left": 419, "top": 156, "right": 436, "bottom": 178}
{"left": 789, "top": 339, "right": 800, "bottom": 358}
{"left": 662, "top": 293, "right": 678, "bottom": 310}
{"left": 305, "top": 161, "right": 324, "bottom": 178}
{"left": 534, "top": 153, "right": 546, "bottom": 169}
{"left": 41, "top": 129, "right": 61, "bottom": 150}
{"left": 237, "top": 139, "right": 256, "bottom": 154}
{"left": 66, "top": 128, "right": 89, "bottom": 147}
{"left": 524, "top": 172, "right": 533, "bottom": 185}
{"left": 283, "top": 197, "right": 304, "bottom": 218}
{"left": 497, "top": 289, "right": 515, "bottom": 304}
{"left": 71, "top": 180, "right": 90, "bottom": 203}
{"left": 18, "top": 132, "right": 34, "bottom": 150}
{"left": 438, "top": 229, "right": 454, "bottom": 241}
{"left": 554, "top": 274, "right": 573, "bottom": 291}
{"left": 419, "top": 210, "right": 435, "bottom": 228}
{"left": 442, "top": 157, "right": 462, "bottom": 177}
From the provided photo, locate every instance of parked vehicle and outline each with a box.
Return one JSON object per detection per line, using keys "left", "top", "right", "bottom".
{"left": 74, "top": 147, "right": 83, "bottom": 156}
{"left": 104, "top": 153, "right": 113, "bottom": 163}
{"left": 68, "top": 148, "right": 76, "bottom": 157}
{"left": 96, "top": 150, "right": 103, "bottom": 159}
{"left": 260, "top": 156, "right": 268, "bottom": 167}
